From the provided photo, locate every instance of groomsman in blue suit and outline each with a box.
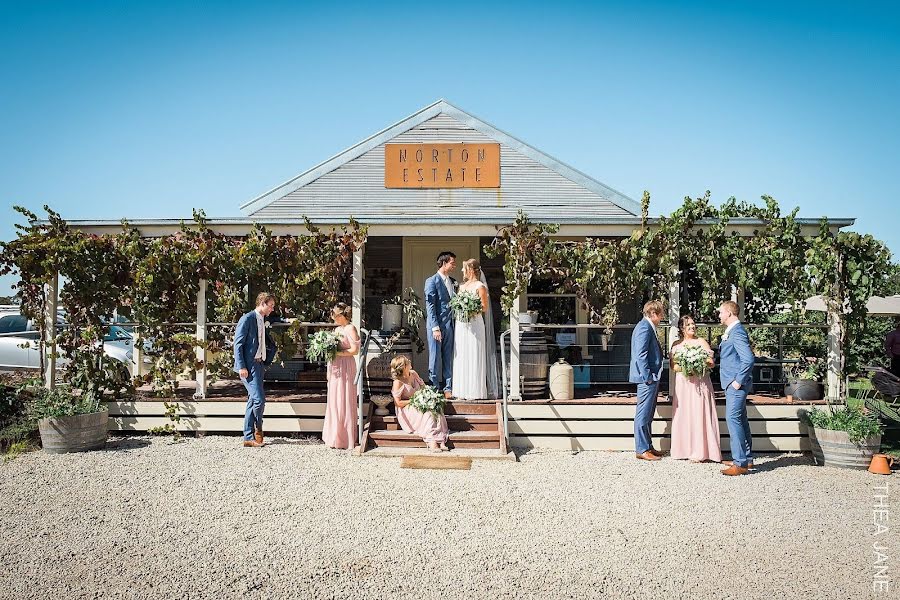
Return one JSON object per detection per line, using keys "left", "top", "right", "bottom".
{"left": 233, "top": 292, "right": 277, "bottom": 448}
{"left": 629, "top": 300, "right": 666, "bottom": 461}
{"left": 717, "top": 300, "right": 755, "bottom": 475}
{"left": 424, "top": 251, "right": 457, "bottom": 399}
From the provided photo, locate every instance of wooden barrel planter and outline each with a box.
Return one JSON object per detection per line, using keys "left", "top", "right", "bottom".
{"left": 505, "top": 331, "right": 550, "bottom": 400}
{"left": 365, "top": 331, "right": 413, "bottom": 397}
{"left": 809, "top": 427, "right": 881, "bottom": 469}
{"left": 792, "top": 379, "right": 824, "bottom": 401}
{"left": 38, "top": 410, "right": 108, "bottom": 454}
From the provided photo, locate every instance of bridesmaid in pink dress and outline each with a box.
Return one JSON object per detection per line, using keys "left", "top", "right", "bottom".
{"left": 322, "top": 303, "right": 360, "bottom": 450}
{"left": 390, "top": 356, "right": 449, "bottom": 452}
{"left": 669, "top": 315, "right": 722, "bottom": 462}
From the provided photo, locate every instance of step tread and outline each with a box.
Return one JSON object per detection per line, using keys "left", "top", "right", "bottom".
{"left": 372, "top": 414, "right": 497, "bottom": 424}
{"left": 369, "top": 429, "right": 501, "bottom": 441}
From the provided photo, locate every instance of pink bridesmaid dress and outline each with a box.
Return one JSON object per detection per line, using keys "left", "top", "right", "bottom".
{"left": 392, "top": 372, "right": 449, "bottom": 444}
{"left": 322, "top": 325, "right": 358, "bottom": 449}
{"left": 669, "top": 345, "right": 722, "bottom": 462}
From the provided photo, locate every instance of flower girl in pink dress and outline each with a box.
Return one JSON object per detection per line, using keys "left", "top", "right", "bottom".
{"left": 390, "top": 356, "right": 449, "bottom": 452}
{"left": 669, "top": 315, "right": 722, "bottom": 462}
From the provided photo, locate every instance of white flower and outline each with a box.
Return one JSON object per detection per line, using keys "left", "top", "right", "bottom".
{"left": 721, "top": 333, "right": 729, "bottom": 341}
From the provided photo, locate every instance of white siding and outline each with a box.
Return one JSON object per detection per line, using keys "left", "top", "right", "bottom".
{"left": 251, "top": 113, "right": 634, "bottom": 221}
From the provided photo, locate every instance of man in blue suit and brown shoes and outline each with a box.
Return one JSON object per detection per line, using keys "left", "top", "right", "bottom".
{"left": 717, "top": 300, "right": 755, "bottom": 475}
{"left": 234, "top": 292, "right": 277, "bottom": 448}
{"left": 424, "top": 251, "right": 457, "bottom": 399}
{"left": 629, "top": 300, "right": 665, "bottom": 461}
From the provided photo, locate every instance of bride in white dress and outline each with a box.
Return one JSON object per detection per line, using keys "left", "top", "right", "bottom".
{"left": 452, "top": 259, "right": 500, "bottom": 400}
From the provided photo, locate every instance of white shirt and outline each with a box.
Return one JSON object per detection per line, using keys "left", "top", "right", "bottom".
{"left": 254, "top": 310, "right": 266, "bottom": 361}
{"left": 438, "top": 271, "right": 455, "bottom": 298}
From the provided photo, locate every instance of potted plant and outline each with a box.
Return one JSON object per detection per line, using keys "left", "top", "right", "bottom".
{"left": 381, "top": 297, "right": 403, "bottom": 332}
{"left": 788, "top": 357, "right": 825, "bottom": 401}
{"left": 803, "top": 403, "right": 883, "bottom": 469}
{"left": 31, "top": 384, "right": 108, "bottom": 453}
{"left": 382, "top": 288, "right": 425, "bottom": 354}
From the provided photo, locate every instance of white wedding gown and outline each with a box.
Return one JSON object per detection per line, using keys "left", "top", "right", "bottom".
{"left": 452, "top": 282, "right": 488, "bottom": 400}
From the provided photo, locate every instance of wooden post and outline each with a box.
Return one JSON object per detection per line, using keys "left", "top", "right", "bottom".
{"left": 352, "top": 244, "right": 365, "bottom": 333}
{"left": 43, "top": 271, "right": 59, "bottom": 390}
{"left": 826, "top": 306, "right": 843, "bottom": 400}
{"left": 508, "top": 293, "right": 525, "bottom": 401}
{"left": 731, "top": 286, "right": 746, "bottom": 321}
{"left": 194, "top": 279, "right": 208, "bottom": 400}
{"left": 668, "top": 271, "right": 681, "bottom": 396}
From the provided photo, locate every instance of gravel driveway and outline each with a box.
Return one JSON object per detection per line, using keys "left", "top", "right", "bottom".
{"left": 0, "top": 436, "right": 893, "bottom": 599}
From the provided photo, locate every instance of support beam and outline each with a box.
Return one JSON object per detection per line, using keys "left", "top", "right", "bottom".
{"left": 508, "top": 293, "right": 525, "bottom": 401}
{"left": 826, "top": 307, "right": 843, "bottom": 400}
{"left": 194, "top": 279, "right": 208, "bottom": 400}
{"left": 351, "top": 244, "right": 365, "bottom": 333}
{"left": 43, "top": 272, "right": 59, "bottom": 390}
{"left": 730, "top": 286, "right": 746, "bottom": 321}
{"left": 668, "top": 272, "right": 681, "bottom": 396}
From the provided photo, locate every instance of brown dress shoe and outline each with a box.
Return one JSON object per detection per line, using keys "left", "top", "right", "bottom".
{"left": 721, "top": 465, "right": 749, "bottom": 476}
{"left": 443, "top": 390, "right": 453, "bottom": 400}
{"left": 242, "top": 440, "right": 262, "bottom": 448}
{"left": 648, "top": 448, "right": 664, "bottom": 457}
{"left": 254, "top": 428, "right": 264, "bottom": 446}
{"left": 721, "top": 460, "right": 754, "bottom": 469}
{"left": 636, "top": 450, "right": 661, "bottom": 461}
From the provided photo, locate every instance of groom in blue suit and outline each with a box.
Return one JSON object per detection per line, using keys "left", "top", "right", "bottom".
{"left": 629, "top": 300, "right": 665, "bottom": 461}
{"left": 424, "top": 251, "right": 457, "bottom": 398}
{"left": 717, "top": 300, "right": 755, "bottom": 475}
{"left": 233, "top": 292, "right": 277, "bottom": 448}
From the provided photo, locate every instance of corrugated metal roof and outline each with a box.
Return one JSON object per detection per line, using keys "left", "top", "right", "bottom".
{"left": 241, "top": 99, "right": 643, "bottom": 219}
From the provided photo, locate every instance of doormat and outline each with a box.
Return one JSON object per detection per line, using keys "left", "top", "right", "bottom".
{"left": 400, "top": 455, "right": 473, "bottom": 470}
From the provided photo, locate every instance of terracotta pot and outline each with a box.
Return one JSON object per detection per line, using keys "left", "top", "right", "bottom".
{"left": 868, "top": 454, "right": 895, "bottom": 475}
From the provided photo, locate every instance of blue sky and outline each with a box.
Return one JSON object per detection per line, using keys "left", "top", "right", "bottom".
{"left": 1, "top": 1, "right": 898, "bottom": 294}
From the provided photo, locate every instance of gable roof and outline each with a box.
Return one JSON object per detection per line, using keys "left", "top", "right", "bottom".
{"left": 240, "top": 99, "right": 641, "bottom": 217}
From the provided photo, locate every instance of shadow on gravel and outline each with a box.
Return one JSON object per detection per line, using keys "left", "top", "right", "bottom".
{"left": 752, "top": 453, "right": 815, "bottom": 472}
{"left": 102, "top": 438, "right": 151, "bottom": 451}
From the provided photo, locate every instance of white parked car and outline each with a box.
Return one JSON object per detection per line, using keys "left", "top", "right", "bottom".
{"left": 0, "top": 306, "right": 135, "bottom": 378}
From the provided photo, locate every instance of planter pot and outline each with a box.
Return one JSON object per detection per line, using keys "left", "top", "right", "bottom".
{"left": 809, "top": 427, "right": 881, "bottom": 469}
{"left": 381, "top": 304, "right": 402, "bottom": 332}
{"left": 792, "top": 379, "right": 823, "bottom": 401}
{"left": 38, "top": 410, "right": 108, "bottom": 454}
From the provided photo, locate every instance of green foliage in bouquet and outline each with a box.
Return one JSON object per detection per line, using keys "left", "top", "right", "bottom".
{"left": 450, "top": 290, "right": 482, "bottom": 322}
{"left": 307, "top": 330, "right": 342, "bottom": 363}
{"left": 408, "top": 385, "right": 446, "bottom": 421}
{"left": 674, "top": 345, "right": 712, "bottom": 377}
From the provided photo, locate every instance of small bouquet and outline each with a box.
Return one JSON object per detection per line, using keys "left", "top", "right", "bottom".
{"left": 306, "top": 330, "right": 342, "bottom": 363}
{"left": 450, "top": 290, "right": 482, "bottom": 322}
{"left": 675, "top": 345, "right": 713, "bottom": 378}
{"left": 407, "top": 385, "right": 447, "bottom": 420}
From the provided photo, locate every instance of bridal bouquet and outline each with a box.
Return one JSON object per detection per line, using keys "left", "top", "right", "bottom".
{"left": 450, "top": 290, "right": 482, "bottom": 322}
{"left": 407, "top": 385, "right": 446, "bottom": 420}
{"left": 675, "top": 345, "right": 712, "bottom": 377}
{"left": 306, "top": 330, "right": 342, "bottom": 363}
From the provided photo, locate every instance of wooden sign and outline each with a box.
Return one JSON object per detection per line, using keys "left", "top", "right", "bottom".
{"left": 385, "top": 143, "right": 500, "bottom": 188}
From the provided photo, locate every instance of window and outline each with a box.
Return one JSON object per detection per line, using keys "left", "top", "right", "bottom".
{"left": 0, "top": 315, "right": 28, "bottom": 334}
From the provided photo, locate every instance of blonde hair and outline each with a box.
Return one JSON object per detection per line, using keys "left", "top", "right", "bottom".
{"left": 255, "top": 292, "right": 276, "bottom": 307}
{"left": 463, "top": 258, "right": 481, "bottom": 282}
{"left": 643, "top": 300, "right": 665, "bottom": 318}
{"left": 720, "top": 300, "right": 739, "bottom": 317}
{"left": 390, "top": 355, "right": 411, "bottom": 380}
{"left": 331, "top": 303, "right": 352, "bottom": 320}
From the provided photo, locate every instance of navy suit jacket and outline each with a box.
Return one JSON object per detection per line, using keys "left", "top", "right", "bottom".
{"left": 424, "top": 273, "right": 455, "bottom": 335}
{"left": 233, "top": 310, "right": 276, "bottom": 381}
{"left": 718, "top": 322, "right": 754, "bottom": 392}
{"left": 629, "top": 318, "right": 664, "bottom": 384}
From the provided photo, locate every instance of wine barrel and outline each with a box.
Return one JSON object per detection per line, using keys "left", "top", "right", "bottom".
{"left": 365, "top": 331, "right": 413, "bottom": 397}
{"left": 38, "top": 410, "right": 108, "bottom": 454}
{"left": 810, "top": 428, "right": 881, "bottom": 469}
{"left": 504, "top": 331, "right": 550, "bottom": 400}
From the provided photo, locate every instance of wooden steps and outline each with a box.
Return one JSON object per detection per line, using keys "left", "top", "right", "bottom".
{"left": 364, "top": 400, "right": 507, "bottom": 453}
